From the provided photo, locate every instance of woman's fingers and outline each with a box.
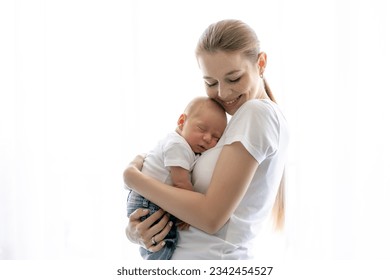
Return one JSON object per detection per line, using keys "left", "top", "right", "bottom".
{"left": 145, "top": 218, "right": 173, "bottom": 252}
{"left": 138, "top": 209, "right": 173, "bottom": 252}
{"left": 126, "top": 209, "right": 149, "bottom": 245}
{"left": 128, "top": 208, "right": 172, "bottom": 252}
{"left": 148, "top": 210, "right": 170, "bottom": 234}
{"left": 146, "top": 238, "right": 166, "bottom": 253}
{"left": 129, "top": 208, "right": 150, "bottom": 222}
{"left": 138, "top": 209, "right": 165, "bottom": 230}
{"left": 126, "top": 208, "right": 152, "bottom": 245}
{"left": 129, "top": 154, "right": 147, "bottom": 170}
{"left": 149, "top": 213, "right": 172, "bottom": 240}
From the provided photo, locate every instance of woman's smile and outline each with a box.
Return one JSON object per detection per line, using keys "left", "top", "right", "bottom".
{"left": 224, "top": 95, "right": 242, "bottom": 105}
{"left": 217, "top": 94, "right": 244, "bottom": 114}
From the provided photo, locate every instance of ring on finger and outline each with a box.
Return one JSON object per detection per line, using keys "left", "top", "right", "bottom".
{"left": 151, "top": 236, "right": 157, "bottom": 246}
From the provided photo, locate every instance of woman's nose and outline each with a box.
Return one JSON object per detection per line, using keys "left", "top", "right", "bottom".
{"left": 218, "top": 83, "right": 230, "bottom": 100}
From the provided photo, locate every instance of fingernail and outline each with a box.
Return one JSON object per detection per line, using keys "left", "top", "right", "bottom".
{"left": 169, "top": 221, "right": 173, "bottom": 227}
{"left": 161, "top": 241, "right": 165, "bottom": 247}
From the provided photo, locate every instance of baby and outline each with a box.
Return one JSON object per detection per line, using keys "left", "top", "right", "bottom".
{"left": 126, "top": 96, "right": 227, "bottom": 260}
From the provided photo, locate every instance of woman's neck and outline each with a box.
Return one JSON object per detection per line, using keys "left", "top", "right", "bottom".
{"left": 258, "top": 87, "right": 270, "bottom": 100}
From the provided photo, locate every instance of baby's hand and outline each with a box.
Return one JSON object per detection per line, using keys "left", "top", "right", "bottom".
{"left": 176, "top": 220, "right": 190, "bottom": 231}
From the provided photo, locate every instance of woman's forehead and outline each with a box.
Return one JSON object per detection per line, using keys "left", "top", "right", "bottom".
{"left": 198, "top": 51, "right": 250, "bottom": 77}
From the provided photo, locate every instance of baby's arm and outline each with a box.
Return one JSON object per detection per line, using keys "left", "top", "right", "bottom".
{"left": 169, "top": 166, "right": 193, "bottom": 191}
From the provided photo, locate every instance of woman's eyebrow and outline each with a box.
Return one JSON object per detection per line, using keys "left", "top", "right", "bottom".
{"left": 226, "top": 70, "right": 241, "bottom": 75}
{"left": 203, "top": 70, "right": 241, "bottom": 80}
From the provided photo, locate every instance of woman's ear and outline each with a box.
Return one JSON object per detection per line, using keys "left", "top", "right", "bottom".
{"left": 257, "top": 52, "right": 267, "bottom": 76}
{"left": 177, "top": 114, "right": 187, "bottom": 130}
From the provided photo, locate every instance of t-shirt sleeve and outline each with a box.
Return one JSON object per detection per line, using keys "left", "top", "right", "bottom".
{"left": 162, "top": 137, "right": 194, "bottom": 171}
{"left": 223, "top": 100, "right": 280, "bottom": 164}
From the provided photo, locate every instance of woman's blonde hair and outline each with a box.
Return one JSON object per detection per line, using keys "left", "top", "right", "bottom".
{"left": 196, "top": 19, "right": 285, "bottom": 231}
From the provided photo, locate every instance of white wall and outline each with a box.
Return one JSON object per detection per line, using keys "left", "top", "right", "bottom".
{"left": 1, "top": 0, "right": 389, "bottom": 260}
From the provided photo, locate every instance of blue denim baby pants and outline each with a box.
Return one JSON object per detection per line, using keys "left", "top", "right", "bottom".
{"left": 127, "top": 191, "right": 177, "bottom": 260}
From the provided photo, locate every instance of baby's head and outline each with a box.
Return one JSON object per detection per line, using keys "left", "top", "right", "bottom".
{"left": 176, "top": 97, "right": 227, "bottom": 154}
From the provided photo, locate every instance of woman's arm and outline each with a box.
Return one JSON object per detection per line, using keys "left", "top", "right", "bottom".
{"left": 124, "top": 142, "right": 258, "bottom": 234}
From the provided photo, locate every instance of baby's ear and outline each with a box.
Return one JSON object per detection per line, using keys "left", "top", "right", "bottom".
{"left": 177, "top": 114, "right": 187, "bottom": 129}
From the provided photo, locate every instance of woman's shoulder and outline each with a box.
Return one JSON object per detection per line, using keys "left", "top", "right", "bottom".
{"left": 239, "top": 99, "right": 278, "bottom": 114}
{"left": 233, "top": 99, "right": 281, "bottom": 124}
{"left": 227, "top": 99, "right": 288, "bottom": 140}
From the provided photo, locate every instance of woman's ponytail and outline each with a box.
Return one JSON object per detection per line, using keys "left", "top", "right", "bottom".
{"left": 263, "top": 76, "right": 276, "bottom": 103}
{"left": 263, "top": 76, "right": 285, "bottom": 231}
{"left": 272, "top": 168, "right": 285, "bottom": 231}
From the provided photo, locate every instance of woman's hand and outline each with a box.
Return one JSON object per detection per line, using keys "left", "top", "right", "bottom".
{"left": 131, "top": 154, "right": 146, "bottom": 170}
{"left": 125, "top": 208, "right": 173, "bottom": 252}
{"left": 123, "top": 154, "right": 147, "bottom": 188}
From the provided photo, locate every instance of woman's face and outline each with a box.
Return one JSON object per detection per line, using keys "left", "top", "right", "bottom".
{"left": 197, "top": 51, "right": 264, "bottom": 115}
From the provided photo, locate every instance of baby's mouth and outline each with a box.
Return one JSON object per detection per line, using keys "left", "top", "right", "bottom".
{"left": 198, "top": 145, "right": 206, "bottom": 153}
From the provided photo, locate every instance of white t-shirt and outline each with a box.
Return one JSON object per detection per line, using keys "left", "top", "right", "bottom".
{"left": 171, "top": 99, "right": 289, "bottom": 260}
{"left": 142, "top": 132, "right": 197, "bottom": 185}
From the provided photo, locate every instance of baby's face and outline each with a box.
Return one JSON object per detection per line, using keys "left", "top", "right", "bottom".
{"left": 181, "top": 108, "right": 227, "bottom": 154}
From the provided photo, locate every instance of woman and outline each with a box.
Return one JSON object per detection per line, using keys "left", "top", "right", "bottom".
{"left": 124, "top": 19, "right": 289, "bottom": 259}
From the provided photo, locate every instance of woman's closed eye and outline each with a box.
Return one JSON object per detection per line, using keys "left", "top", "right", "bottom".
{"left": 205, "top": 77, "right": 241, "bottom": 86}
{"left": 228, "top": 76, "right": 241, "bottom": 83}
{"left": 205, "top": 81, "right": 218, "bottom": 87}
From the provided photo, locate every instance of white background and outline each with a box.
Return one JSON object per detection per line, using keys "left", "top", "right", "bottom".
{"left": 1, "top": 0, "right": 390, "bottom": 262}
